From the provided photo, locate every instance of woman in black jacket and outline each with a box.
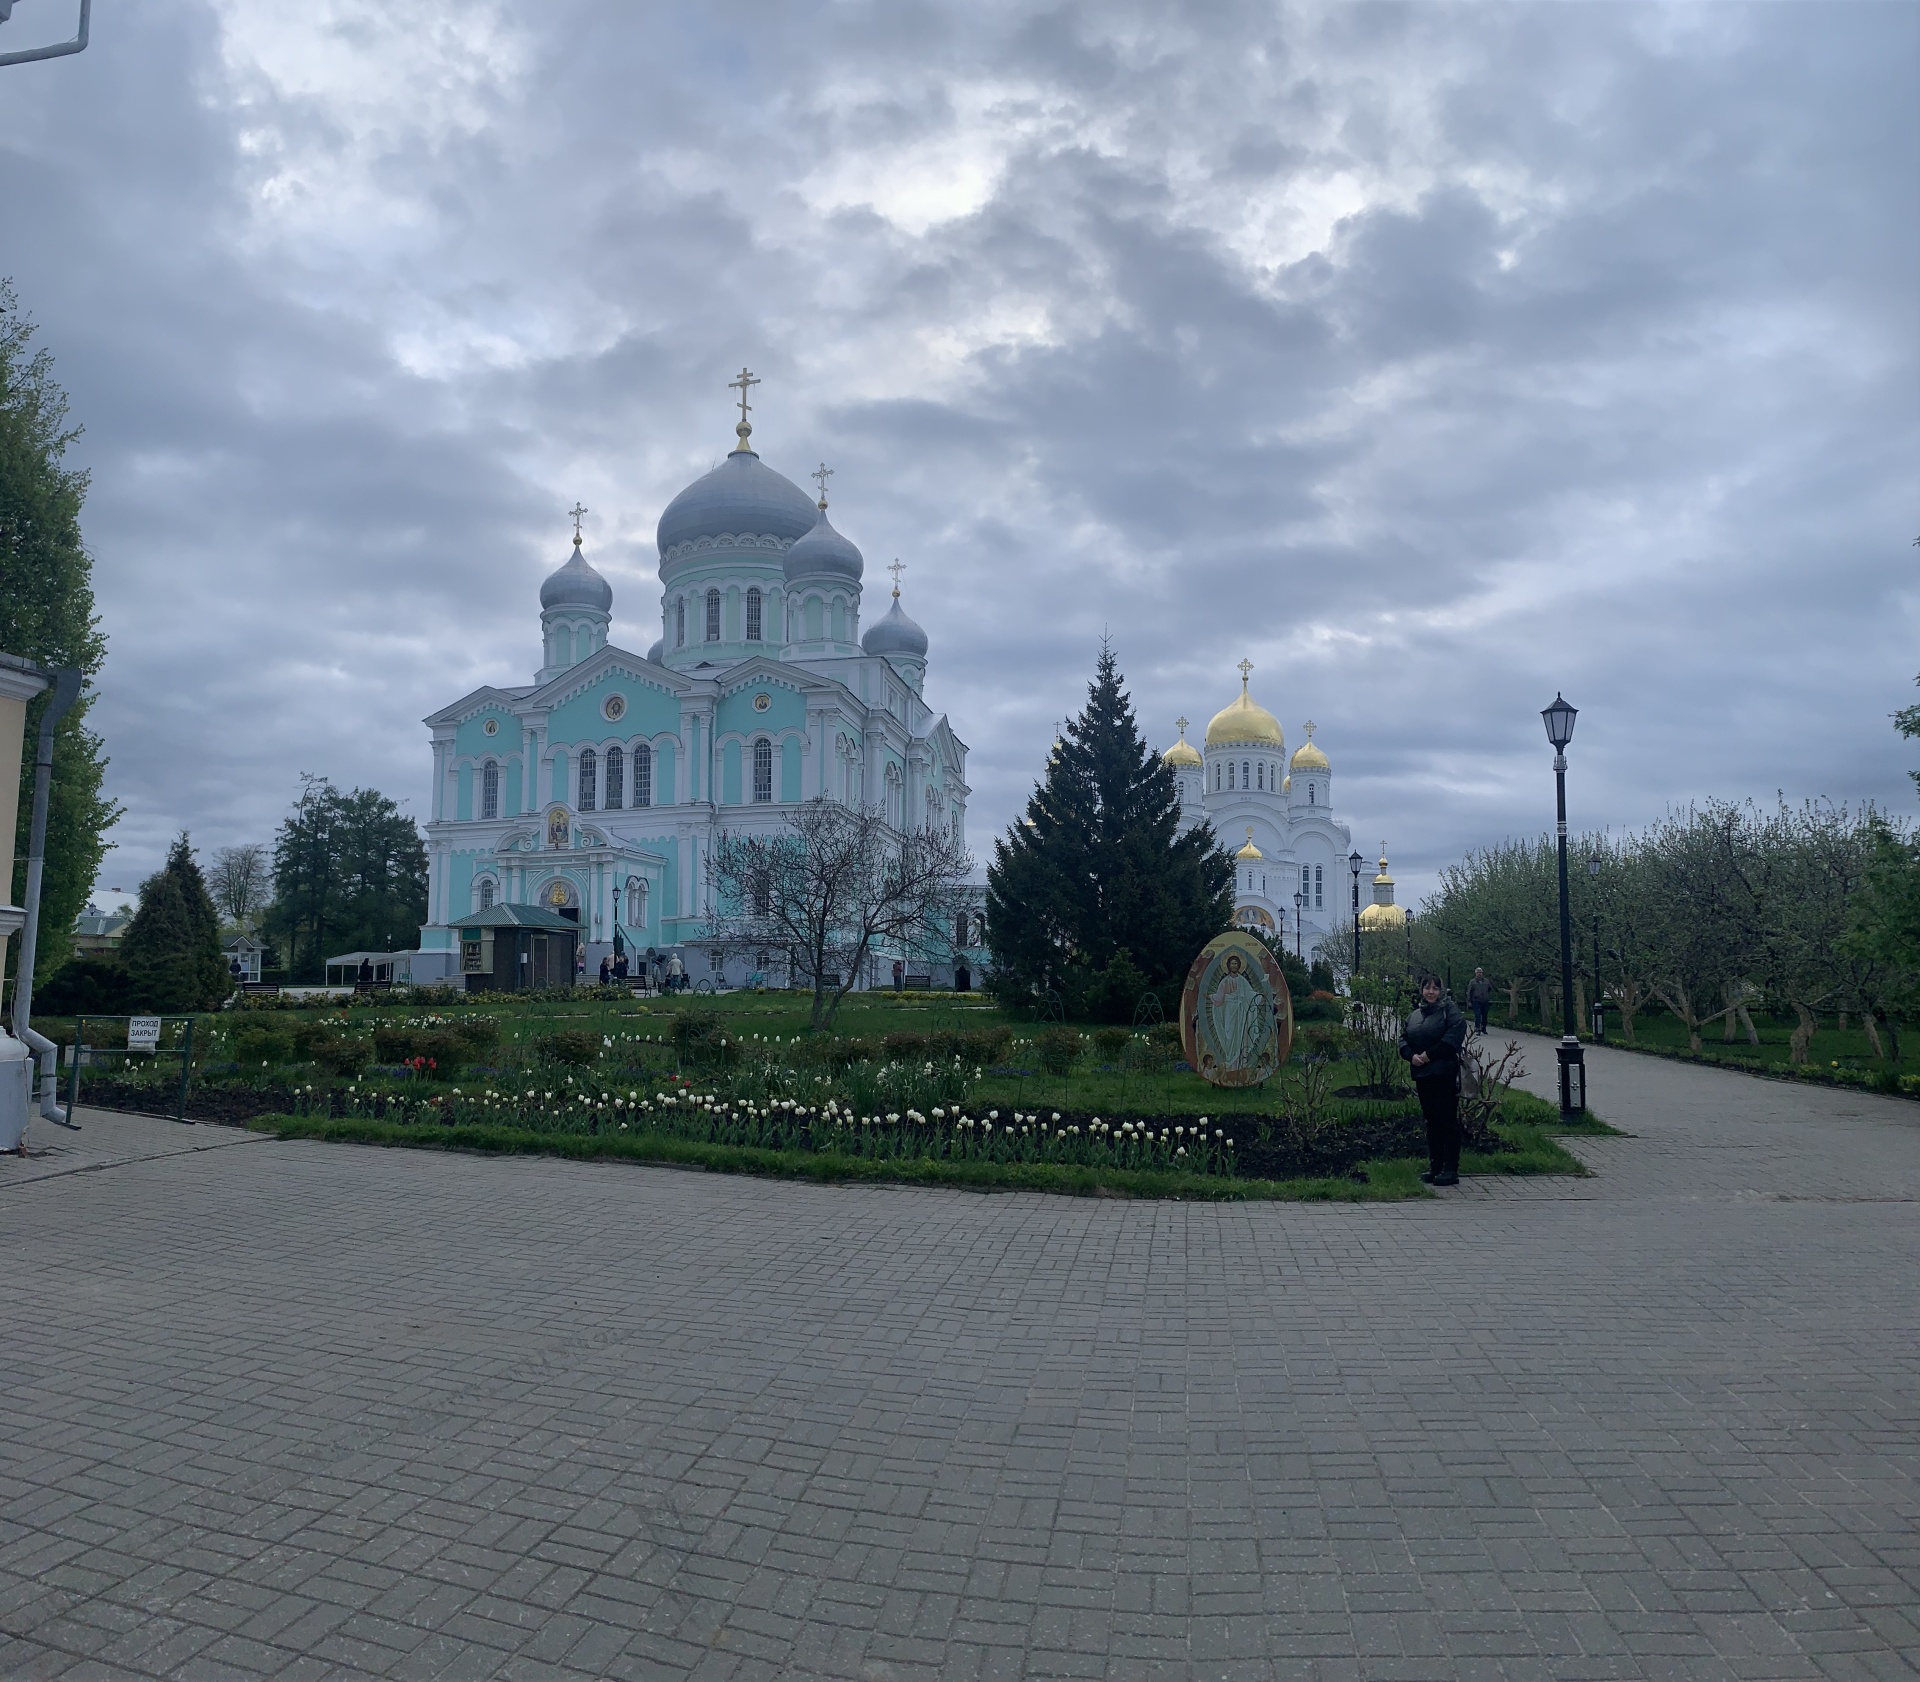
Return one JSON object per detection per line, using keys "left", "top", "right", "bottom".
{"left": 1400, "top": 974, "right": 1469, "bottom": 1185}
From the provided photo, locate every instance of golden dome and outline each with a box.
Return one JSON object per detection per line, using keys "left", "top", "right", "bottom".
{"left": 1374, "top": 848, "right": 1393, "bottom": 887}
{"left": 1163, "top": 715, "right": 1202, "bottom": 769}
{"left": 1357, "top": 901, "right": 1408, "bottom": 931}
{"left": 1235, "top": 825, "right": 1263, "bottom": 861}
{"left": 1205, "top": 661, "right": 1284, "bottom": 749}
{"left": 1290, "top": 719, "right": 1329, "bottom": 772}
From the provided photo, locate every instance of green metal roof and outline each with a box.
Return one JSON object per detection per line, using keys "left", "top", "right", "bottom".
{"left": 448, "top": 905, "right": 580, "bottom": 932}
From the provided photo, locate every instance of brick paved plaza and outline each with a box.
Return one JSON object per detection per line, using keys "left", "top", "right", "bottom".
{"left": 2, "top": 1046, "right": 1916, "bottom": 1681}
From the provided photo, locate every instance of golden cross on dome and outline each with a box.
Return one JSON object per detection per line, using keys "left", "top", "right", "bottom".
{"left": 1237, "top": 657, "right": 1254, "bottom": 691}
{"left": 568, "top": 502, "right": 588, "bottom": 544}
{"left": 1175, "top": 715, "right": 1189, "bottom": 737}
{"left": 812, "top": 462, "right": 833, "bottom": 509}
{"left": 888, "top": 559, "right": 906, "bottom": 598}
{"left": 1304, "top": 718, "right": 1316, "bottom": 739}
{"left": 728, "top": 367, "right": 760, "bottom": 450}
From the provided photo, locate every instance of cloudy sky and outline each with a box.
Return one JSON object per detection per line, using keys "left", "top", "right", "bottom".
{"left": 1, "top": 0, "right": 1914, "bottom": 907}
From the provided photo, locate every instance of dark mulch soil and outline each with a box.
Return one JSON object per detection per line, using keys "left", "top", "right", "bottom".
{"left": 71, "top": 1079, "right": 295, "bottom": 1125}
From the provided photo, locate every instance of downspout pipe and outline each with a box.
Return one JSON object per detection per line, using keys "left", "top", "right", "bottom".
{"left": 12, "top": 667, "right": 83, "bottom": 1125}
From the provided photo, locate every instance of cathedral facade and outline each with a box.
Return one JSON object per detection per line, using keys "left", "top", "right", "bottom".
{"left": 1163, "top": 663, "right": 1353, "bottom": 957}
{"left": 413, "top": 384, "right": 973, "bottom": 988}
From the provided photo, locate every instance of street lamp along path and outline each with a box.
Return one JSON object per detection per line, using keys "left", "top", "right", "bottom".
{"left": 1542, "top": 693, "right": 1587, "bottom": 1122}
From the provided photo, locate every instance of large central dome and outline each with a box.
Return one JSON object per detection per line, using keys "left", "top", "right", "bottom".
{"left": 656, "top": 449, "right": 820, "bottom": 560}
{"left": 1206, "top": 669, "right": 1284, "bottom": 749}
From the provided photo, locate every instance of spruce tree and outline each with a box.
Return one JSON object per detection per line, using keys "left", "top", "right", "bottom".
{"left": 122, "top": 834, "right": 229, "bottom": 1011}
{"left": 987, "top": 645, "right": 1231, "bottom": 1020}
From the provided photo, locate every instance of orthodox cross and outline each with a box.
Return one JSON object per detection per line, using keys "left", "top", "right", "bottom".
{"left": 728, "top": 367, "right": 760, "bottom": 450}
{"left": 811, "top": 462, "right": 833, "bottom": 509}
{"left": 1303, "top": 718, "right": 1316, "bottom": 739}
{"left": 1175, "top": 715, "right": 1189, "bottom": 738}
{"left": 1237, "top": 657, "right": 1254, "bottom": 690}
{"left": 888, "top": 558, "right": 906, "bottom": 598}
{"left": 568, "top": 502, "right": 588, "bottom": 543}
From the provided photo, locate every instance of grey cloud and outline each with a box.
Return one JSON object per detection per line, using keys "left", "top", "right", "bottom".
{"left": 0, "top": 0, "right": 1912, "bottom": 908}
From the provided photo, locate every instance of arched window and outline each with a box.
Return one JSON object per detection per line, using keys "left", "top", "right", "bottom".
{"left": 1314, "top": 863, "right": 1323, "bottom": 908}
{"left": 752, "top": 737, "right": 773, "bottom": 803}
{"left": 705, "top": 588, "right": 721, "bottom": 641}
{"left": 578, "top": 748, "right": 597, "bottom": 811}
{"left": 1257, "top": 762, "right": 1264, "bottom": 791}
{"left": 479, "top": 878, "right": 495, "bottom": 909}
{"left": 1213, "top": 762, "right": 1220, "bottom": 791}
{"left": 480, "top": 760, "right": 499, "bottom": 821}
{"left": 1227, "top": 762, "right": 1235, "bottom": 791}
{"left": 605, "top": 746, "right": 624, "bottom": 809}
{"left": 1308, "top": 782, "right": 1316, "bottom": 806}
{"left": 625, "top": 874, "right": 646, "bottom": 928}
{"left": 1300, "top": 865, "right": 1310, "bottom": 901}
{"left": 955, "top": 912, "right": 969, "bottom": 946}
{"left": 1242, "top": 759, "right": 1250, "bottom": 788}
{"left": 633, "top": 742, "right": 652, "bottom": 808}
{"left": 746, "top": 587, "right": 762, "bottom": 642}
{"left": 675, "top": 599, "right": 685, "bottom": 647}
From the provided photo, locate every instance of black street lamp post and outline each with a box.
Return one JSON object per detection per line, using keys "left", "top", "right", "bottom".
{"left": 1292, "top": 891, "right": 1304, "bottom": 960}
{"left": 1348, "top": 848, "right": 1363, "bottom": 978}
{"left": 1587, "top": 854, "right": 1603, "bottom": 1042}
{"left": 1542, "top": 694, "right": 1585, "bottom": 1120}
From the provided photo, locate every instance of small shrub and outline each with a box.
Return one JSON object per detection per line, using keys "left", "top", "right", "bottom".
{"left": 533, "top": 1029, "right": 603, "bottom": 1067}
{"left": 448, "top": 1016, "right": 499, "bottom": 1052}
{"left": 960, "top": 1026, "right": 1013, "bottom": 1066}
{"left": 882, "top": 1030, "right": 928, "bottom": 1063}
{"left": 1295, "top": 1023, "right": 1349, "bottom": 1062}
{"left": 1035, "top": 1025, "right": 1083, "bottom": 1075}
{"left": 372, "top": 1026, "right": 418, "bottom": 1064}
{"left": 1090, "top": 1026, "right": 1132, "bottom": 1063}
{"left": 670, "top": 1013, "right": 719, "bottom": 1060}
{"left": 313, "top": 1039, "right": 374, "bottom": 1078}
{"left": 291, "top": 1018, "right": 350, "bottom": 1058}
{"left": 231, "top": 1024, "right": 293, "bottom": 1065}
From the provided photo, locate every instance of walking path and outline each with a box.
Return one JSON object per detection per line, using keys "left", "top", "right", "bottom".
{"left": 0, "top": 1051, "right": 1914, "bottom": 1680}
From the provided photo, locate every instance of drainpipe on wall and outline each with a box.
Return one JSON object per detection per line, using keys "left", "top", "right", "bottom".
{"left": 12, "top": 667, "right": 84, "bottom": 1126}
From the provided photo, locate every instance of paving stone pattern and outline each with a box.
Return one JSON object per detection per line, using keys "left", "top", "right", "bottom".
{"left": 1, "top": 1045, "right": 1916, "bottom": 1680}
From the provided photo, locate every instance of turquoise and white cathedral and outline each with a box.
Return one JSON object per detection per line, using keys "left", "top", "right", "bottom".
{"left": 413, "top": 386, "right": 972, "bottom": 989}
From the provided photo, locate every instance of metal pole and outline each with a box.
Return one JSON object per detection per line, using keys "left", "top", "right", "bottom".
{"left": 1351, "top": 873, "right": 1360, "bottom": 976}
{"left": 1554, "top": 754, "right": 1584, "bottom": 1119}
{"left": 1591, "top": 911, "right": 1603, "bottom": 1042}
{"left": 175, "top": 1019, "right": 195, "bottom": 1124}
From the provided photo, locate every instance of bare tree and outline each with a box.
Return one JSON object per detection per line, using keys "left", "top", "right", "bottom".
{"left": 707, "top": 799, "right": 973, "bottom": 1030}
{"left": 207, "top": 843, "right": 272, "bottom": 928}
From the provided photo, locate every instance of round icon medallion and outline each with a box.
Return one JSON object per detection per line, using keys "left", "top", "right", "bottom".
{"left": 482, "top": 718, "right": 499, "bottom": 736}
{"left": 603, "top": 693, "right": 627, "bottom": 722}
{"left": 753, "top": 692, "right": 772, "bottom": 712}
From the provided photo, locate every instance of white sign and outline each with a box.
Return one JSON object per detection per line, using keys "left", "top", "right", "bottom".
{"left": 127, "top": 1016, "right": 162, "bottom": 1052}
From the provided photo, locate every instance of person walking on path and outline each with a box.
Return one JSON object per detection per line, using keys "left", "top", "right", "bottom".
{"left": 1401, "top": 973, "right": 1469, "bottom": 1186}
{"left": 1467, "top": 968, "right": 1492, "bottom": 1035}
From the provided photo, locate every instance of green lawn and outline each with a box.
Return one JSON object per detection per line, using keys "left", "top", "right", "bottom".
{"left": 1493, "top": 1010, "right": 1916, "bottom": 1086}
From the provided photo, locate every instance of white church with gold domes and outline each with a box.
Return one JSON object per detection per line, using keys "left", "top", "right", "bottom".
{"left": 1163, "top": 661, "right": 1353, "bottom": 953}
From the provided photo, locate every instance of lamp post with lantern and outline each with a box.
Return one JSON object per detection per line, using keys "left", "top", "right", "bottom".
{"left": 1292, "top": 890, "right": 1304, "bottom": 960}
{"left": 1542, "top": 694, "right": 1585, "bottom": 1121}
{"left": 1348, "top": 848, "right": 1364, "bottom": 979}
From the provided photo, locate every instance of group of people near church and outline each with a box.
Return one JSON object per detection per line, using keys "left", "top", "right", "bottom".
{"left": 594, "top": 948, "right": 688, "bottom": 992}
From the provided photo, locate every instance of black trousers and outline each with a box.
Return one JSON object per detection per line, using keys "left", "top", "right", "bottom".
{"left": 1416, "top": 1073, "right": 1461, "bottom": 1176}
{"left": 1472, "top": 1001, "right": 1489, "bottom": 1033}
